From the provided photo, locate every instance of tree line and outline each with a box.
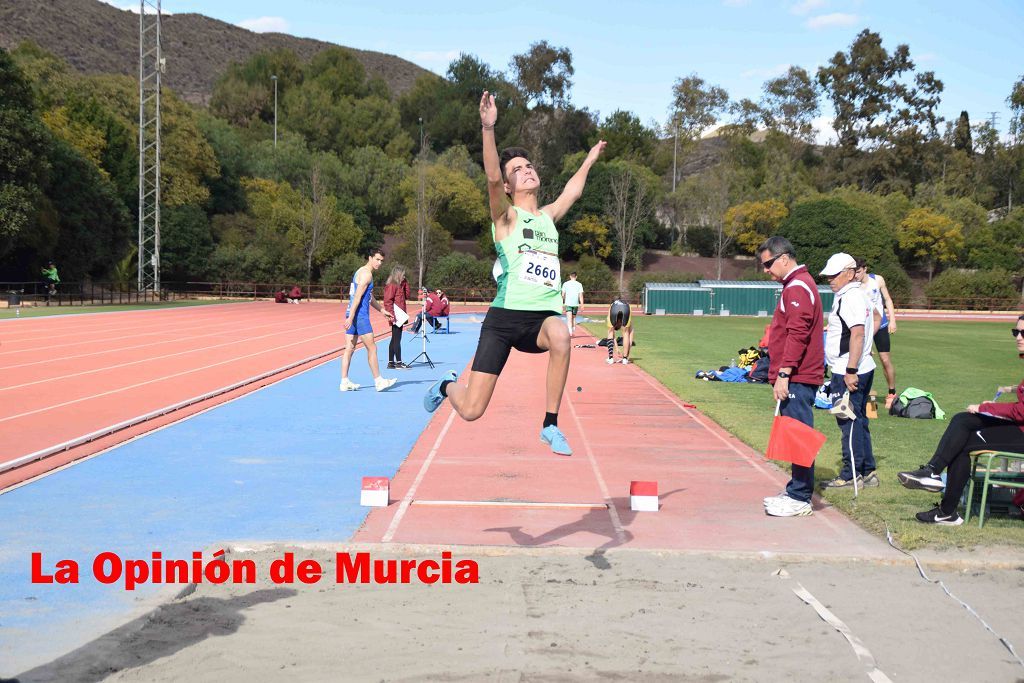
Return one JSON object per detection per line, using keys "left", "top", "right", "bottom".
{"left": 1, "top": 29, "right": 1022, "bottom": 304}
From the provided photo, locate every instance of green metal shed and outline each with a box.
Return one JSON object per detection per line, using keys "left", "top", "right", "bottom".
{"left": 643, "top": 283, "right": 713, "bottom": 315}
{"left": 697, "top": 280, "right": 780, "bottom": 316}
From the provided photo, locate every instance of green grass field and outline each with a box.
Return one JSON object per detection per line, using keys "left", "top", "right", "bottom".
{"left": 0, "top": 299, "right": 243, "bottom": 320}
{"left": 585, "top": 315, "right": 1024, "bottom": 550}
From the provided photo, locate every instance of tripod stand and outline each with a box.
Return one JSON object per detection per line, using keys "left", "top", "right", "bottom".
{"left": 407, "top": 297, "right": 435, "bottom": 369}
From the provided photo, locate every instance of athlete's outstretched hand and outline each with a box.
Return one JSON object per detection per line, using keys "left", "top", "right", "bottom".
{"left": 586, "top": 140, "right": 607, "bottom": 164}
{"left": 480, "top": 91, "right": 497, "bottom": 128}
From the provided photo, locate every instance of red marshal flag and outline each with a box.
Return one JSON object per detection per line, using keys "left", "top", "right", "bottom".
{"left": 766, "top": 416, "right": 827, "bottom": 467}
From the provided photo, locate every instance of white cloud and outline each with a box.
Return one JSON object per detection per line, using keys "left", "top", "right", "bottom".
{"left": 238, "top": 16, "right": 290, "bottom": 33}
{"left": 811, "top": 114, "right": 839, "bottom": 144}
{"left": 741, "top": 63, "right": 791, "bottom": 80}
{"left": 401, "top": 49, "right": 461, "bottom": 74}
{"left": 790, "top": 0, "right": 828, "bottom": 15}
{"left": 805, "top": 13, "right": 860, "bottom": 29}
{"left": 916, "top": 52, "right": 938, "bottom": 65}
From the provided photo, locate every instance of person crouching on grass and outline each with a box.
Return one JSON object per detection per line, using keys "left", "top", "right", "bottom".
{"left": 898, "top": 314, "right": 1024, "bottom": 525}
{"left": 422, "top": 90, "right": 606, "bottom": 457}
{"left": 606, "top": 298, "right": 633, "bottom": 365}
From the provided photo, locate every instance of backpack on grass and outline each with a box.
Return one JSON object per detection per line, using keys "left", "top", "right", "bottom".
{"left": 889, "top": 387, "right": 945, "bottom": 420}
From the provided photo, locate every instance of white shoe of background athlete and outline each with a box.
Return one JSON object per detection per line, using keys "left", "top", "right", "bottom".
{"left": 621, "top": 358, "right": 629, "bottom": 364}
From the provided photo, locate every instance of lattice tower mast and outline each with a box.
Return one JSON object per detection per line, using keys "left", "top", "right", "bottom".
{"left": 138, "top": 0, "right": 162, "bottom": 291}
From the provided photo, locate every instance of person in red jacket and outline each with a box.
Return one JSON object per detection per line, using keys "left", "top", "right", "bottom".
{"left": 288, "top": 285, "right": 304, "bottom": 304}
{"left": 898, "top": 313, "right": 1024, "bottom": 525}
{"left": 425, "top": 289, "right": 450, "bottom": 330}
{"left": 382, "top": 265, "right": 411, "bottom": 369}
{"left": 758, "top": 236, "right": 825, "bottom": 518}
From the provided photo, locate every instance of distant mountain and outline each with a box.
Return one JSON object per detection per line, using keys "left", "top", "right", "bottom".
{"left": 0, "top": 0, "right": 435, "bottom": 104}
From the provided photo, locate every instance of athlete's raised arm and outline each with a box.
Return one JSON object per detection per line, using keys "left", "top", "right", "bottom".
{"left": 542, "top": 140, "right": 606, "bottom": 224}
{"left": 480, "top": 91, "right": 514, "bottom": 230}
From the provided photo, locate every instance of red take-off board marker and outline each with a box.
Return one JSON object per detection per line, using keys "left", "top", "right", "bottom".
{"left": 360, "top": 477, "right": 390, "bottom": 507}
{"left": 629, "top": 480, "right": 659, "bottom": 512}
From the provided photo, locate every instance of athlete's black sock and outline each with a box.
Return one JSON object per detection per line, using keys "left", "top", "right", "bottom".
{"left": 888, "top": 388, "right": 896, "bottom": 395}
{"left": 440, "top": 380, "right": 454, "bottom": 397}
{"left": 607, "top": 342, "right": 614, "bottom": 360}
{"left": 543, "top": 412, "right": 558, "bottom": 428}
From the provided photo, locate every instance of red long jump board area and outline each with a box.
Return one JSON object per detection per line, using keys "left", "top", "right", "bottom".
{"left": 354, "top": 330, "right": 895, "bottom": 559}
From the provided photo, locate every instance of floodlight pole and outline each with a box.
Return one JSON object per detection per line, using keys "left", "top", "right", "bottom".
{"left": 271, "top": 74, "right": 278, "bottom": 148}
{"left": 138, "top": 0, "right": 162, "bottom": 293}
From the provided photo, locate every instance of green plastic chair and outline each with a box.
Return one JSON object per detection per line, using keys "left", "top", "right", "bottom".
{"left": 965, "top": 450, "right": 1024, "bottom": 527}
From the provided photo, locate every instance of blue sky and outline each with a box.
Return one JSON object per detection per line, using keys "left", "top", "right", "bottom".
{"left": 110, "top": 0, "right": 1022, "bottom": 141}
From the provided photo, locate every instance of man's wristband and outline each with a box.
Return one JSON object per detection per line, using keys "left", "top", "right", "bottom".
{"left": 777, "top": 371, "right": 790, "bottom": 379}
{"left": 846, "top": 367, "right": 858, "bottom": 375}
{"left": 482, "top": 123, "right": 495, "bottom": 130}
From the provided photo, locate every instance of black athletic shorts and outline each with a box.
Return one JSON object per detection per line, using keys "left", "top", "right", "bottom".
{"left": 873, "top": 325, "right": 891, "bottom": 353}
{"left": 471, "top": 307, "right": 559, "bottom": 375}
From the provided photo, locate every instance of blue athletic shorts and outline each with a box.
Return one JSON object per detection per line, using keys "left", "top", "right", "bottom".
{"left": 346, "top": 315, "right": 373, "bottom": 336}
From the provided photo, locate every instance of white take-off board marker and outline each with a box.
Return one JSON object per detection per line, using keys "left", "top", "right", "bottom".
{"left": 360, "top": 476, "right": 390, "bottom": 507}
{"left": 630, "top": 481, "right": 659, "bottom": 512}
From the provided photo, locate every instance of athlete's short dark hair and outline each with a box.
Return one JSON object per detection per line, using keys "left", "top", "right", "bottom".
{"left": 499, "top": 147, "right": 531, "bottom": 183}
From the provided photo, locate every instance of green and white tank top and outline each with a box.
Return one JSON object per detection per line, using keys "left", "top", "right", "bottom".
{"left": 490, "top": 206, "right": 562, "bottom": 312}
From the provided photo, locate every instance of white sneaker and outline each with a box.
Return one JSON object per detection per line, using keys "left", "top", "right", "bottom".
{"left": 375, "top": 376, "right": 397, "bottom": 392}
{"left": 621, "top": 358, "right": 629, "bottom": 364}
{"left": 339, "top": 378, "right": 360, "bottom": 391}
{"left": 765, "top": 495, "right": 812, "bottom": 517}
{"left": 606, "top": 358, "right": 615, "bottom": 365}
{"left": 763, "top": 492, "right": 789, "bottom": 507}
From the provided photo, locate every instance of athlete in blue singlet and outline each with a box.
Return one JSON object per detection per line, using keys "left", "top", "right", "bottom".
{"left": 340, "top": 248, "right": 397, "bottom": 392}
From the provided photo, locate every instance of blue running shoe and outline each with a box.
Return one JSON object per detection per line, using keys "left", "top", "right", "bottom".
{"left": 424, "top": 371, "right": 457, "bottom": 413}
{"left": 540, "top": 425, "right": 573, "bottom": 456}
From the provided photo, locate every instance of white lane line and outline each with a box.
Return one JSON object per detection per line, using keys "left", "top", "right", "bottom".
{"left": 0, "top": 316, "right": 328, "bottom": 372}
{"left": 382, "top": 408, "right": 459, "bottom": 543}
{"left": 565, "top": 391, "right": 627, "bottom": 544}
{"left": 0, "top": 330, "right": 341, "bottom": 424}
{"left": 0, "top": 307, "right": 318, "bottom": 354}
{"left": 792, "top": 583, "right": 892, "bottom": 683}
{"left": 1, "top": 320, "right": 340, "bottom": 391}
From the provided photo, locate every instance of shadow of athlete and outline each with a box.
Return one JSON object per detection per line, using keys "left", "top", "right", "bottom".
{"left": 484, "top": 489, "right": 685, "bottom": 555}
{"left": 422, "top": 91, "right": 606, "bottom": 458}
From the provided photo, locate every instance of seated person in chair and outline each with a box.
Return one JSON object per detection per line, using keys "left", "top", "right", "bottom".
{"left": 425, "top": 288, "right": 450, "bottom": 330}
{"left": 898, "top": 313, "right": 1024, "bottom": 525}
{"left": 274, "top": 288, "right": 288, "bottom": 304}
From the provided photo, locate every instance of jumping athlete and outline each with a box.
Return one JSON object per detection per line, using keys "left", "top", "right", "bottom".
{"left": 341, "top": 248, "right": 397, "bottom": 392}
{"left": 606, "top": 299, "right": 633, "bottom": 364}
{"left": 423, "top": 91, "right": 606, "bottom": 456}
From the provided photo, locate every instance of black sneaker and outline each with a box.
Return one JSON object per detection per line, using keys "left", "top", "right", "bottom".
{"left": 394, "top": 361, "right": 411, "bottom": 369}
{"left": 386, "top": 361, "right": 396, "bottom": 370}
{"left": 897, "top": 465, "right": 943, "bottom": 492}
{"left": 915, "top": 504, "right": 963, "bottom": 526}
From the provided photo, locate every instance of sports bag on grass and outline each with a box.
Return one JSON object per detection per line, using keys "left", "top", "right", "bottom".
{"left": 889, "top": 387, "right": 945, "bottom": 420}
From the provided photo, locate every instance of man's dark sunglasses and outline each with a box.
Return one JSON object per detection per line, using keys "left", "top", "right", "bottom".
{"left": 761, "top": 254, "right": 784, "bottom": 269}
{"left": 1012, "top": 329, "right": 1024, "bottom": 338}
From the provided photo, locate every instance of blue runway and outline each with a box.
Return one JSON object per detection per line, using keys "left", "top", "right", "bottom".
{"left": 0, "top": 317, "right": 483, "bottom": 675}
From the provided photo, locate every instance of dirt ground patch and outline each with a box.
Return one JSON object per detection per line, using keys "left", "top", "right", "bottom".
{"left": 15, "top": 544, "right": 1024, "bottom": 682}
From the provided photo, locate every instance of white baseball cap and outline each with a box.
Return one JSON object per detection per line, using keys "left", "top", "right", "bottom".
{"left": 819, "top": 252, "right": 856, "bottom": 277}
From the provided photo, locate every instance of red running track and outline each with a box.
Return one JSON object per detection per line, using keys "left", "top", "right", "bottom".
{"left": 0, "top": 301, "right": 375, "bottom": 489}
{"left": 355, "top": 328, "right": 896, "bottom": 559}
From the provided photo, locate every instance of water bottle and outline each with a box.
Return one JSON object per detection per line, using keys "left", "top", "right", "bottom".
{"left": 730, "top": 358, "right": 736, "bottom": 368}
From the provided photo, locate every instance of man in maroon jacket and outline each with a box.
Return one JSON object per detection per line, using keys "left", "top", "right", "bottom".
{"left": 758, "top": 236, "right": 825, "bottom": 517}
